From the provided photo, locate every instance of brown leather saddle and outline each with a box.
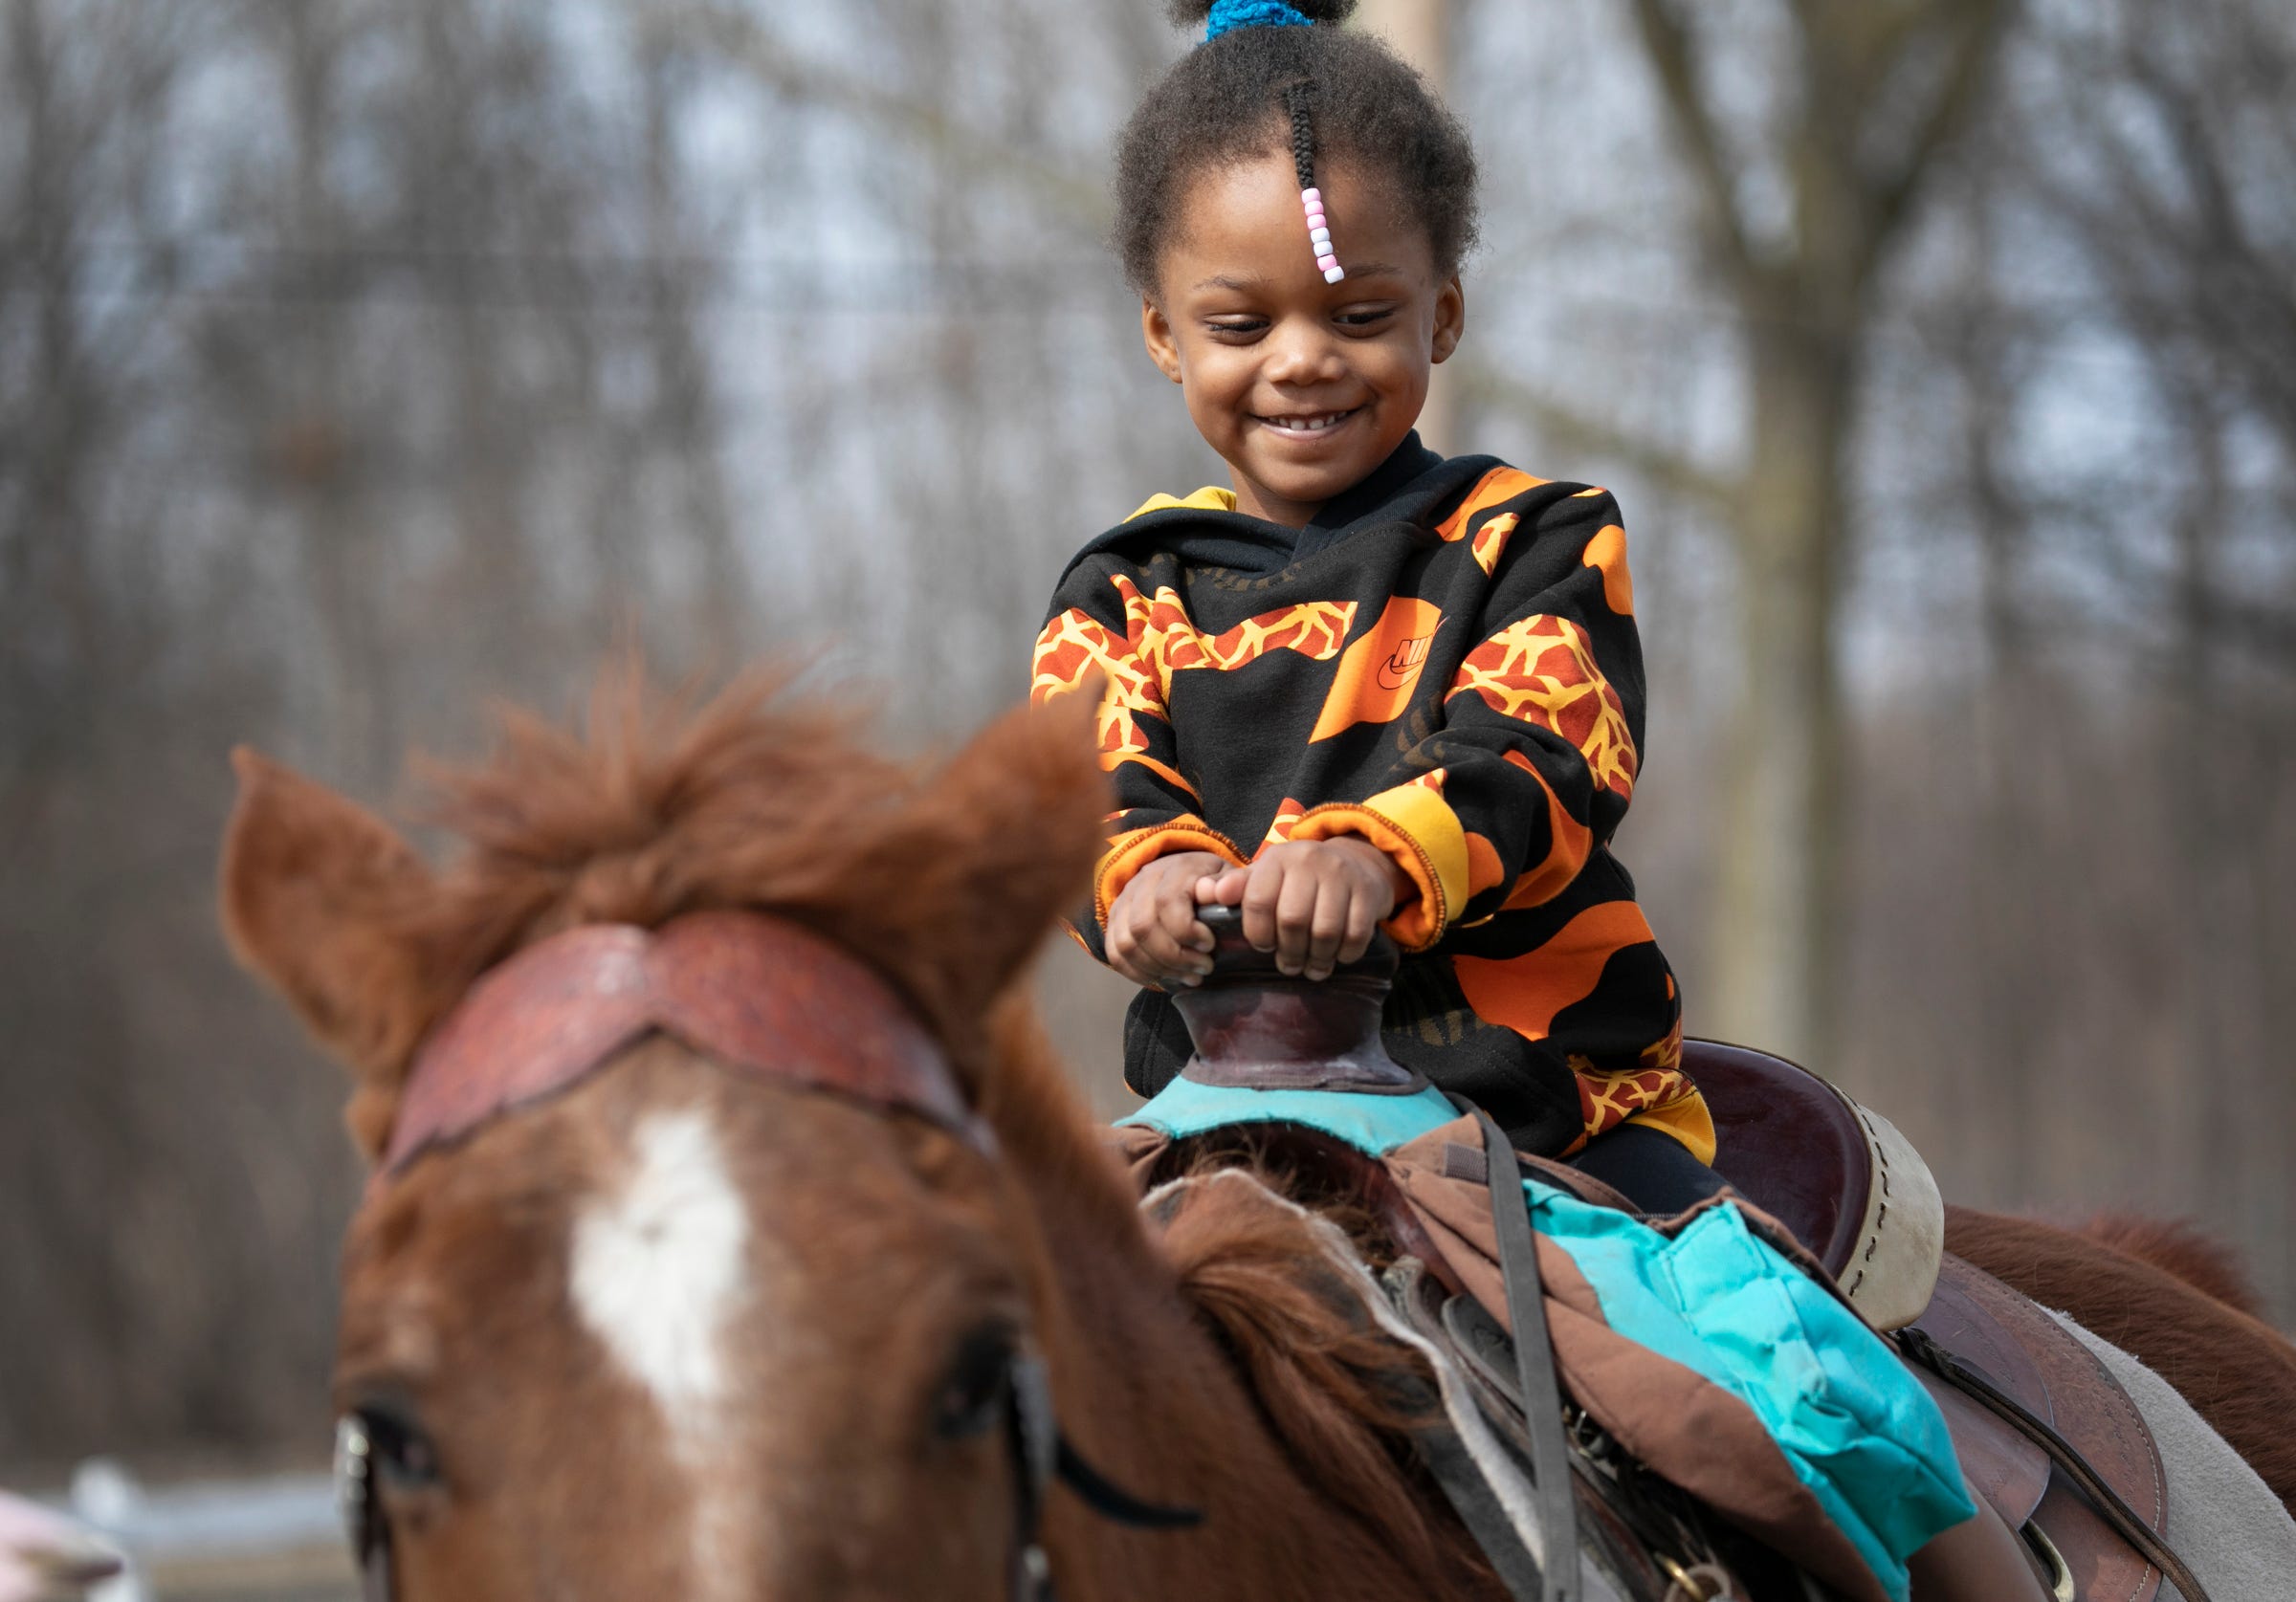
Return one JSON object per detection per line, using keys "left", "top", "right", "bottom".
{"left": 1149, "top": 916, "right": 2187, "bottom": 1601}
{"left": 1699, "top": 1043, "right": 2170, "bottom": 1602}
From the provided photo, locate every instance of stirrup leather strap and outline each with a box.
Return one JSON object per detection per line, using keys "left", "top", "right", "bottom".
{"left": 1897, "top": 1327, "right": 2211, "bottom": 1602}
{"left": 1479, "top": 1108, "right": 1579, "bottom": 1602}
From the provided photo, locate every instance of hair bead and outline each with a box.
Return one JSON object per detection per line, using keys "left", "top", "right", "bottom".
{"left": 1283, "top": 84, "right": 1340, "bottom": 281}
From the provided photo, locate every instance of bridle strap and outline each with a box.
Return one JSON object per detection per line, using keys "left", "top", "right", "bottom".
{"left": 1004, "top": 1352, "right": 1202, "bottom": 1602}
{"left": 1053, "top": 1437, "right": 1205, "bottom": 1530}
{"left": 381, "top": 911, "right": 985, "bottom": 1180}
{"left": 336, "top": 1416, "right": 395, "bottom": 1602}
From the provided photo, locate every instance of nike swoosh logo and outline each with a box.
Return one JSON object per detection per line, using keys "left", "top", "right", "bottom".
{"left": 1376, "top": 636, "right": 1432, "bottom": 691}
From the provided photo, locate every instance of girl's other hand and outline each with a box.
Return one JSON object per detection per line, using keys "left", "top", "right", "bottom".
{"left": 1104, "top": 850, "right": 1234, "bottom": 989}
{"left": 1199, "top": 839, "right": 1412, "bottom": 981}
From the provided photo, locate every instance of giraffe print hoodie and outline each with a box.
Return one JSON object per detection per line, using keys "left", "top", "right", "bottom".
{"left": 1030, "top": 432, "right": 1711, "bottom": 1162}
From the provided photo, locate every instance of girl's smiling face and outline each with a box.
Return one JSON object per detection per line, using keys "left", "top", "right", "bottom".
{"left": 1142, "top": 149, "right": 1465, "bottom": 527}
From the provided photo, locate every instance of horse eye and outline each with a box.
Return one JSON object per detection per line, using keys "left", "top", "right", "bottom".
{"left": 358, "top": 1402, "right": 445, "bottom": 1490}
{"left": 932, "top": 1325, "right": 1015, "bottom": 1442}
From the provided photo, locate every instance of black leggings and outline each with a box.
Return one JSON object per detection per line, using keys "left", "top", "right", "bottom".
{"left": 1564, "top": 1122, "right": 1728, "bottom": 1216}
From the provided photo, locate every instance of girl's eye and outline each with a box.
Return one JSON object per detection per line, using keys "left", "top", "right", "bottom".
{"left": 1337, "top": 307, "right": 1399, "bottom": 328}
{"left": 1206, "top": 318, "right": 1268, "bottom": 338}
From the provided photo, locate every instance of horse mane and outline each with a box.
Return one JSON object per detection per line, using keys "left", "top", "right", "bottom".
{"left": 2072, "top": 1214, "right": 2272, "bottom": 1322}
{"left": 1152, "top": 1167, "right": 1491, "bottom": 1591}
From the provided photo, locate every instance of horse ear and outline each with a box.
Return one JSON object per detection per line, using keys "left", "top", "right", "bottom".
{"left": 219, "top": 747, "right": 436, "bottom": 1154}
{"left": 839, "top": 693, "right": 1108, "bottom": 1049}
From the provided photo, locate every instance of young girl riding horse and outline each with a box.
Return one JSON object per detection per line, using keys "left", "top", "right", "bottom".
{"left": 1030, "top": 0, "right": 1720, "bottom": 1215}
{"left": 1031, "top": 5, "right": 2060, "bottom": 1595}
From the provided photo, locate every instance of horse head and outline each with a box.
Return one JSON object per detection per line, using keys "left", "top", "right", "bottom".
{"left": 219, "top": 678, "right": 1150, "bottom": 1600}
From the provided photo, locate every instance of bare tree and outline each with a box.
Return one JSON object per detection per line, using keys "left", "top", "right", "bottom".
{"left": 1463, "top": 0, "right": 2010, "bottom": 1063}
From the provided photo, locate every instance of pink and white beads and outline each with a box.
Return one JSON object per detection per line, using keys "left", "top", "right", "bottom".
{"left": 1303, "top": 186, "right": 1342, "bottom": 283}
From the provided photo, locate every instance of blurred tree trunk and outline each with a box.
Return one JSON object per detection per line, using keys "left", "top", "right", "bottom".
{"left": 1624, "top": 0, "right": 2007, "bottom": 1064}
{"left": 1356, "top": 0, "right": 1456, "bottom": 453}
{"left": 279, "top": 0, "right": 398, "bottom": 789}
{"left": 2003, "top": 0, "right": 2296, "bottom": 1269}
{"left": 420, "top": 0, "right": 540, "bottom": 687}
{"left": 1951, "top": 190, "right": 2044, "bottom": 1196}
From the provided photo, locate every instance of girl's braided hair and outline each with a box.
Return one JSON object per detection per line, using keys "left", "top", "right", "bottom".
{"left": 1115, "top": 0, "right": 1479, "bottom": 294}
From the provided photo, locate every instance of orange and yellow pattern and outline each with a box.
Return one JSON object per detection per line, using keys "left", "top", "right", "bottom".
{"left": 1434, "top": 467, "right": 1546, "bottom": 543}
{"left": 1308, "top": 596, "right": 1443, "bottom": 742}
{"left": 1049, "top": 456, "right": 1691, "bottom": 1159}
{"left": 1450, "top": 614, "right": 1639, "bottom": 800}
{"left": 1031, "top": 584, "right": 1355, "bottom": 797}
{"left": 1572, "top": 1055, "right": 1711, "bottom": 1159}
{"left": 1261, "top": 796, "right": 1307, "bottom": 846}
{"left": 1468, "top": 513, "right": 1520, "bottom": 576}
{"left": 1580, "top": 523, "right": 1634, "bottom": 615}
{"left": 1498, "top": 750, "right": 1594, "bottom": 910}
{"left": 1113, "top": 576, "right": 1355, "bottom": 687}
{"left": 1030, "top": 607, "right": 1196, "bottom": 795}
{"left": 1450, "top": 902, "right": 1709, "bottom": 1159}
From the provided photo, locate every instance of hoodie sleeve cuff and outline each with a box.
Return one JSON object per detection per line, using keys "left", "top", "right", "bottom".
{"left": 1287, "top": 781, "right": 1469, "bottom": 952}
{"left": 1093, "top": 820, "right": 1247, "bottom": 928}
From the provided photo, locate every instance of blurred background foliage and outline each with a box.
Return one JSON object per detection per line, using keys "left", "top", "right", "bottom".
{"left": 2, "top": 0, "right": 2291, "bottom": 1479}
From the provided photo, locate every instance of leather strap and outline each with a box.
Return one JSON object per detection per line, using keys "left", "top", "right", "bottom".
{"left": 381, "top": 911, "right": 984, "bottom": 1179}
{"left": 1004, "top": 1352, "right": 1202, "bottom": 1602}
{"left": 1478, "top": 1107, "right": 1578, "bottom": 1602}
{"left": 1411, "top": 1413, "right": 1558, "bottom": 1599}
{"left": 1898, "top": 1328, "right": 2211, "bottom": 1602}
{"left": 1053, "top": 1438, "right": 1203, "bottom": 1531}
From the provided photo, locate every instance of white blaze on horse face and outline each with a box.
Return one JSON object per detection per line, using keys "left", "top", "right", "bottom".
{"left": 571, "top": 1108, "right": 751, "bottom": 1437}
{"left": 571, "top": 1106, "right": 760, "bottom": 1600}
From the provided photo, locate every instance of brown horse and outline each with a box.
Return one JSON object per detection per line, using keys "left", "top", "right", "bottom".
{"left": 222, "top": 678, "right": 1498, "bottom": 1602}
{"left": 220, "top": 671, "right": 2296, "bottom": 1600}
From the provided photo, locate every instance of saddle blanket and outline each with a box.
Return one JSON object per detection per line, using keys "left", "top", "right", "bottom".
{"left": 1116, "top": 1079, "right": 1976, "bottom": 1602}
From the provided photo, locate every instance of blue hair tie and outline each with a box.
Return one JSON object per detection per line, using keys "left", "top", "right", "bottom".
{"left": 1204, "top": 0, "right": 1315, "bottom": 42}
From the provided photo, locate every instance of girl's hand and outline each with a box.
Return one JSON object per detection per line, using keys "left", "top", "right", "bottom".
{"left": 1104, "top": 850, "right": 1233, "bottom": 989}
{"left": 1200, "top": 839, "right": 1413, "bottom": 981}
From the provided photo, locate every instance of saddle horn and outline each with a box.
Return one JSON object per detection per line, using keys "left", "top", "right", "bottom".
{"left": 1170, "top": 904, "right": 1425, "bottom": 1095}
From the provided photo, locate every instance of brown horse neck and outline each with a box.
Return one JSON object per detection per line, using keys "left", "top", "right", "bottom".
{"left": 976, "top": 1004, "right": 1492, "bottom": 1602}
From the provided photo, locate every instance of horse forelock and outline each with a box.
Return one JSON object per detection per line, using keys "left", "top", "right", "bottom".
{"left": 336, "top": 661, "right": 1104, "bottom": 1153}
{"left": 380, "top": 667, "right": 902, "bottom": 1030}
